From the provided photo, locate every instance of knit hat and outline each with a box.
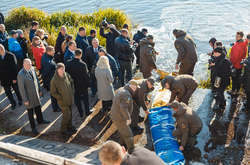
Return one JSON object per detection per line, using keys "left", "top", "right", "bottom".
{"left": 214, "top": 47, "right": 223, "bottom": 54}
{"left": 16, "top": 29, "right": 24, "bottom": 36}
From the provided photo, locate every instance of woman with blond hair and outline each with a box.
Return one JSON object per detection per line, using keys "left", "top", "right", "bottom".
{"left": 31, "top": 36, "right": 45, "bottom": 71}
{"left": 95, "top": 55, "right": 114, "bottom": 113}
{"left": 35, "top": 29, "right": 48, "bottom": 47}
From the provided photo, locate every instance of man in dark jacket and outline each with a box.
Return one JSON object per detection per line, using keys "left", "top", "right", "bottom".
{"left": 115, "top": 29, "right": 135, "bottom": 86}
{"left": 16, "top": 30, "right": 28, "bottom": 63}
{"left": 130, "top": 78, "right": 154, "bottom": 134}
{"left": 87, "top": 29, "right": 96, "bottom": 47}
{"left": 41, "top": 46, "right": 61, "bottom": 112}
{"left": 64, "top": 41, "right": 76, "bottom": 63}
{"left": 98, "top": 47, "right": 119, "bottom": 79}
{"left": 210, "top": 47, "right": 231, "bottom": 110}
{"left": 55, "top": 26, "right": 67, "bottom": 63}
{"left": 99, "top": 140, "right": 165, "bottom": 165}
{"left": 133, "top": 28, "right": 147, "bottom": 67}
{"left": 0, "top": 12, "right": 4, "bottom": 24}
{"left": 139, "top": 35, "right": 157, "bottom": 78}
{"left": 242, "top": 54, "right": 250, "bottom": 113}
{"left": 173, "top": 29, "right": 197, "bottom": 76}
{"left": 75, "top": 27, "right": 89, "bottom": 59}
{"left": 85, "top": 38, "right": 103, "bottom": 97}
{"left": 100, "top": 24, "right": 120, "bottom": 58}
{"left": 161, "top": 75, "right": 198, "bottom": 105}
{"left": 169, "top": 101, "right": 202, "bottom": 151}
{"left": 110, "top": 80, "right": 139, "bottom": 153}
{"left": 66, "top": 49, "right": 90, "bottom": 117}
{"left": 0, "top": 44, "right": 22, "bottom": 110}
{"left": 0, "top": 24, "right": 8, "bottom": 50}
{"left": 29, "top": 21, "right": 39, "bottom": 42}
{"left": 50, "top": 63, "right": 76, "bottom": 136}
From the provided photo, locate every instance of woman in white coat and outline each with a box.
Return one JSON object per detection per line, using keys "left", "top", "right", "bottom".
{"left": 95, "top": 55, "right": 115, "bottom": 112}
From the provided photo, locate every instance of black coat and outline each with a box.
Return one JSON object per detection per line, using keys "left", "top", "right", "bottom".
{"left": 65, "top": 58, "right": 90, "bottom": 93}
{"left": 41, "top": 53, "right": 56, "bottom": 90}
{"left": 100, "top": 27, "right": 120, "bottom": 57}
{"left": 17, "top": 37, "right": 28, "bottom": 58}
{"left": 115, "top": 35, "right": 134, "bottom": 62}
{"left": 85, "top": 46, "right": 102, "bottom": 71}
{"left": 0, "top": 51, "right": 18, "bottom": 86}
{"left": 55, "top": 32, "right": 66, "bottom": 54}
{"left": 0, "top": 31, "right": 8, "bottom": 50}
{"left": 75, "top": 34, "right": 89, "bottom": 58}
{"left": 243, "top": 57, "right": 250, "bottom": 92}
{"left": 87, "top": 36, "right": 94, "bottom": 46}
{"left": 0, "top": 12, "right": 4, "bottom": 24}
{"left": 211, "top": 55, "right": 231, "bottom": 89}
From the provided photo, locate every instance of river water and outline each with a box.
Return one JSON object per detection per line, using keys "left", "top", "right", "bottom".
{"left": 1, "top": 0, "right": 250, "bottom": 80}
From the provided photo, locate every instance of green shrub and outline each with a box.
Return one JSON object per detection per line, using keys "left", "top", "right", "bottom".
{"left": 5, "top": 6, "right": 131, "bottom": 58}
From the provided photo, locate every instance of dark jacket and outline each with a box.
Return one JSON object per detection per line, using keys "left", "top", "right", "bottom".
{"left": 64, "top": 49, "right": 75, "bottom": 63}
{"left": 133, "top": 79, "right": 153, "bottom": 111}
{"left": 87, "top": 36, "right": 94, "bottom": 46}
{"left": 171, "top": 102, "right": 202, "bottom": 147}
{"left": 85, "top": 46, "right": 102, "bottom": 71}
{"left": 110, "top": 85, "right": 134, "bottom": 123}
{"left": 41, "top": 53, "right": 56, "bottom": 90}
{"left": 65, "top": 58, "right": 90, "bottom": 94}
{"left": 121, "top": 147, "right": 165, "bottom": 165}
{"left": 174, "top": 30, "right": 197, "bottom": 65}
{"left": 163, "top": 75, "right": 198, "bottom": 103}
{"left": 0, "top": 31, "right": 8, "bottom": 50}
{"left": 50, "top": 72, "right": 74, "bottom": 106}
{"left": 0, "top": 12, "right": 4, "bottom": 24}
{"left": 139, "top": 38, "right": 157, "bottom": 78}
{"left": 133, "top": 31, "right": 146, "bottom": 44}
{"left": 0, "top": 51, "right": 18, "bottom": 86}
{"left": 75, "top": 33, "right": 89, "bottom": 58}
{"left": 210, "top": 54, "right": 231, "bottom": 89}
{"left": 55, "top": 32, "right": 66, "bottom": 54}
{"left": 115, "top": 35, "right": 134, "bottom": 62}
{"left": 100, "top": 27, "right": 120, "bottom": 57}
{"left": 17, "top": 37, "right": 28, "bottom": 58}
{"left": 243, "top": 57, "right": 250, "bottom": 92}
{"left": 106, "top": 54, "right": 119, "bottom": 77}
{"left": 29, "top": 29, "right": 36, "bottom": 42}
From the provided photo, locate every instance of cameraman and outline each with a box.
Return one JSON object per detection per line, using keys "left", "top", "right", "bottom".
{"left": 115, "top": 29, "right": 135, "bottom": 86}
{"left": 100, "top": 22, "right": 120, "bottom": 59}
{"left": 209, "top": 47, "right": 231, "bottom": 110}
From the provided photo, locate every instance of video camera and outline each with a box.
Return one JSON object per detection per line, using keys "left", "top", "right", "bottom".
{"left": 101, "top": 18, "right": 109, "bottom": 28}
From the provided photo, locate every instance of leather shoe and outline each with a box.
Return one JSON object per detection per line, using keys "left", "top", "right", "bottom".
{"left": 39, "top": 120, "right": 50, "bottom": 124}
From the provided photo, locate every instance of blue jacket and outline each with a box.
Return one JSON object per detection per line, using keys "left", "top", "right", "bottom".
{"left": 64, "top": 49, "right": 75, "bottom": 63}
{"left": 8, "top": 38, "right": 23, "bottom": 59}
{"left": 41, "top": 53, "right": 56, "bottom": 90}
{"left": 29, "top": 29, "right": 36, "bottom": 42}
{"left": 107, "top": 54, "right": 119, "bottom": 77}
{"left": 75, "top": 33, "right": 89, "bottom": 58}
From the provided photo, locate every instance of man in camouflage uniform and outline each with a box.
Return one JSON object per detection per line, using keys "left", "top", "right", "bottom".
{"left": 130, "top": 78, "right": 155, "bottom": 134}
{"left": 110, "top": 80, "right": 139, "bottom": 153}
{"left": 161, "top": 75, "right": 198, "bottom": 105}
{"left": 169, "top": 101, "right": 202, "bottom": 152}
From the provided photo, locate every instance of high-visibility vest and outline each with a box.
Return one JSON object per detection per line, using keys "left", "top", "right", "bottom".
{"left": 227, "top": 47, "right": 232, "bottom": 58}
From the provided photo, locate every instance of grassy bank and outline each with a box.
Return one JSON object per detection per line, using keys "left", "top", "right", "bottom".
{"left": 4, "top": 6, "right": 131, "bottom": 49}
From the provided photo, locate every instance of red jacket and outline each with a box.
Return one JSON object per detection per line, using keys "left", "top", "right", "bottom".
{"left": 230, "top": 39, "right": 248, "bottom": 69}
{"left": 32, "top": 45, "right": 45, "bottom": 70}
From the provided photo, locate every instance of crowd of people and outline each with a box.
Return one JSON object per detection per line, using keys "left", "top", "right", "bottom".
{"left": 0, "top": 12, "right": 250, "bottom": 163}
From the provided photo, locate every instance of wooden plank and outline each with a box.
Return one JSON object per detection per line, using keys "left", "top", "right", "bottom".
{"left": 0, "top": 142, "right": 90, "bottom": 165}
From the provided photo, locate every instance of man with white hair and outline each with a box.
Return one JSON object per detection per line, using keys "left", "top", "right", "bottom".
{"left": 99, "top": 140, "right": 165, "bottom": 165}
{"left": 17, "top": 58, "right": 50, "bottom": 135}
{"left": 0, "top": 44, "right": 22, "bottom": 110}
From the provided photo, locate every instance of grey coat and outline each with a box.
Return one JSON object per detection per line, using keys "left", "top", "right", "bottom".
{"left": 95, "top": 67, "right": 114, "bottom": 101}
{"left": 17, "top": 67, "right": 41, "bottom": 109}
